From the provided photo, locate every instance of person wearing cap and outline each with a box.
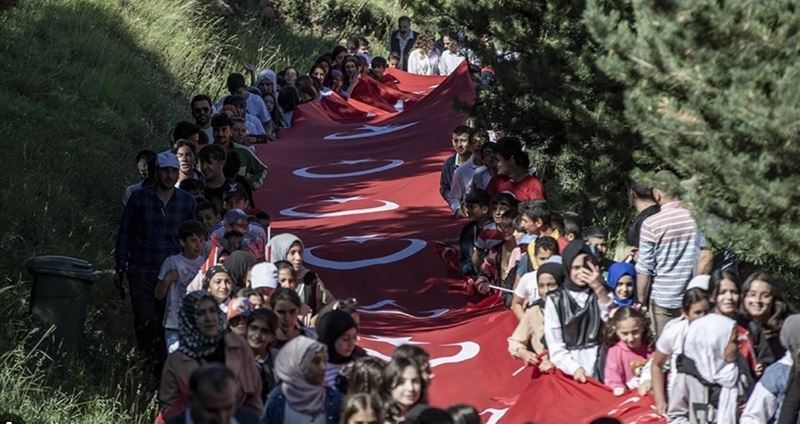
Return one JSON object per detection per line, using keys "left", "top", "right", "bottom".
{"left": 223, "top": 94, "right": 267, "bottom": 138}
{"left": 226, "top": 297, "right": 255, "bottom": 337}
{"left": 249, "top": 262, "right": 279, "bottom": 303}
{"left": 214, "top": 73, "right": 271, "bottom": 128}
{"left": 115, "top": 151, "right": 196, "bottom": 374}
{"left": 223, "top": 182, "right": 250, "bottom": 211}
{"left": 211, "top": 113, "right": 268, "bottom": 190}
{"left": 210, "top": 208, "right": 267, "bottom": 260}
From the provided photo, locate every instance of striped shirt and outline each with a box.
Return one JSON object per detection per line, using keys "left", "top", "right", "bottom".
{"left": 635, "top": 202, "right": 698, "bottom": 309}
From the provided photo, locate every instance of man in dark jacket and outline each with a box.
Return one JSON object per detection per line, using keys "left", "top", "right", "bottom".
{"left": 166, "top": 364, "right": 259, "bottom": 424}
{"left": 386, "top": 16, "right": 418, "bottom": 71}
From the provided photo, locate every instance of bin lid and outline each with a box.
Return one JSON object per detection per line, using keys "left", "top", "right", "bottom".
{"left": 25, "top": 255, "right": 101, "bottom": 282}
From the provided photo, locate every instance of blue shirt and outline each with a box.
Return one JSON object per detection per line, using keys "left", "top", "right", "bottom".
{"left": 115, "top": 186, "right": 196, "bottom": 277}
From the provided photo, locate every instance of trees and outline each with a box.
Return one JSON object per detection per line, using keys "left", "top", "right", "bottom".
{"left": 585, "top": 0, "right": 800, "bottom": 266}
{"left": 407, "top": 0, "right": 641, "bottom": 223}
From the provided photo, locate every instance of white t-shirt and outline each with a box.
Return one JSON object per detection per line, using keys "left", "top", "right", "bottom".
{"left": 514, "top": 271, "right": 539, "bottom": 305}
{"left": 407, "top": 49, "right": 441, "bottom": 76}
{"left": 655, "top": 316, "right": 689, "bottom": 393}
{"left": 159, "top": 253, "right": 206, "bottom": 329}
{"left": 439, "top": 50, "right": 466, "bottom": 75}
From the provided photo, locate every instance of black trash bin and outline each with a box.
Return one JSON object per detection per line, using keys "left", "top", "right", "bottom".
{"left": 25, "top": 255, "right": 100, "bottom": 353}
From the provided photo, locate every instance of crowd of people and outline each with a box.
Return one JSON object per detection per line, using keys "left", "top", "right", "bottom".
{"left": 112, "top": 14, "right": 800, "bottom": 424}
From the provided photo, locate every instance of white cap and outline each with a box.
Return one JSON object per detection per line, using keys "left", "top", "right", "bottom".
{"left": 687, "top": 275, "right": 710, "bottom": 291}
{"left": 250, "top": 262, "right": 278, "bottom": 290}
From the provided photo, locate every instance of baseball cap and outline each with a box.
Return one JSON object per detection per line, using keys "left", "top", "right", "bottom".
{"left": 223, "top": 208, "right": 249, "bottom": 226}
{"left": 156, "top": 151, "right": 180, "bottom": 169}
{"left": 250, "top": 263, "right": 278, "bottom": 290}
{"left": 227, "top": 297, "right": 254, "bottom": 322}
{"left": 223, "top": 182, "right": 248, "bottom": 200}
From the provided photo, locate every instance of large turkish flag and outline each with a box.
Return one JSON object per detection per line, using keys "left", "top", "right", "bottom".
{"left": 253, "top": 62, "right": 663, "bottom": 423}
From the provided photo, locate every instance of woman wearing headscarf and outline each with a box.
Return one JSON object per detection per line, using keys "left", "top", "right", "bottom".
{"left": 223, "top": 250, "right": 257, "bottom": 290}
{"left": 269, "top": 233, "right": 334, "bottom": 316}
{"left": 316, "top": 310, "right": 366, "bottom": 387}
{"left": 159, "top": 291, "right": 262, "bottom": 420}
{"left": 508, "top": 263, "right": 564, "bottom": 372}
{"left": 202, "top": 265, "right": 233, "bottom": 314}
{"left": 543, "top": 240, "right": 612, "bottom": 383}
{"left": 668, "top": 313, "right": 742, "bottom": 424}
{"left": 742, "top": 314, "right": 800, "bottom": 423}
{"left": 261, "top": 336, "right": 342, "bottom": 424}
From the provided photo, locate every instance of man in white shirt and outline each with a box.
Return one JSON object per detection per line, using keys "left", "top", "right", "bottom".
{"left": 439, "top": 32, "right": 467, "bottom": 75}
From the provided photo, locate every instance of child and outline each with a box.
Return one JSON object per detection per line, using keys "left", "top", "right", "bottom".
{"left": 668, "top": 314, "right": 741, "bottom": 424}
{"left": 238, "top": 287, "right": 266, "bottom": 309}
{"left": 341, "top": 393, "right": 383, "bottom": 424}
{"left": 202, "top": 265, "right": 233, "bottom": 313}
{"left": 178, "top": 178, "right": 204, "bottom": 197}
{"left": 650, "top": 288, "right": 710, "bottom": 414}
{"left": 491, "top": 193, "right": 519, "bottom": 225}
{"left": 393, "top": 344, "right": 433, "bottom": 388}
{"left": 439, "top": 125, "right": 474, "bottom": 201}
{"left": 388, "top": 51, "right": 401, "bottom": 69}
{"left": 583, "top": 225, "right": 610, "bottom": 267}
{"left": 459, "top": 189, "right": 492, "bottom": 278}
{"left": 508, "top": 262, "right": 564, "bottom": 371}
{"left": 603, "top": 307, "right": 654, "bottom": 396}
{"left": 511, "top": 260, "right": 562, "bottom": 320}
{"left": 155, "top": 220, "right": 207, "bottom": 353}
{"left": 544, "top": 239, "right": 612, "bottom": 383}
{"left": 226, "top": 296, "right": 254, "bottom": 336}
{"left": 606, "top": 262, "right": 637, "bottom": 311}
{"left": 246, "top": 308, "right": 280, "bottom": 400}
{"left": 195, "top": 199, "right": 221, "bottom": 234}
{"left": 274, "top": 260, "right": 297, "bottom": 289}
{"left": 478, "top": 209, "right": 520, "bottom": 304}
{"left": 248, "top": 262, "right": 278, "bottom": 304}
{"left": 741, "top": 314, "right": 800, "bottom": 423}
{"left": 371, "top": 56, "right": 399, "bottom": 89}
{"left": 562, "top": 211, "right": 583, "bottom": 242}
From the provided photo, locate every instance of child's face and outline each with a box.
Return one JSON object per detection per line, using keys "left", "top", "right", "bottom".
{"left": 715, "top": 278, "right": 740, "bottom": 316}
{"left": 200, "top": 158, "right": 224, "bottom": 181}
{"left": 248, "top": 294, "right": 265, "bottom": 309}
{"left": 586, "top": 236, "right": 608, "bottom": 259}
{"left": 225, "top": 195, "right": 248, "bottom": 211}
{"left": 535, "top": 248, "right": 553, "bottom": 265}
{"left": 521, "top": 214, "right": 541, "bottom": 234}
{"left": 180, "top": 234, "right": 206, "bottom": 259}
{"left": 208, "top": 273, "right": 232, "bottom": 303}
{"left": 278, "top": 269, "right": 297, "bottom": 289}
{"left": 247, "top": 317, "right": 275, "bottom": 352}
{"left": 492, "top": 203, "right": 510, "bottom": 224}
{"left": 451, "top": 132, "right": 471, "bottom": 157}
{"left": 685, "top": 299, "right": 709, "bottom": 322}
{"left": 569, "top": 253, "right": 589, "bottom": 286}
{"left": 537, "top": 274, "right": 559, "bottom": 301}
{"left": 465, "top": 203, "right": 489, "bottom": 222}
{"left": 373, "top": 66, "right": 385, "bottom": 79}
{"left": 228, "top": 316, "right": 247, "bottom": 336}
{"left": 232, "top": 122, "right": 247, "bottom": 142}
{"left": 498, "top": 218, "right": 516, "bottom": 241}
{"left": 614, "top": 275, "right": 634, "bottom": 300}
{"left": 388, "top": 58, "right": 399, "bottom": 68}
{"left": 615, "top": 317, "right": 643, "bottom": 349}
{"left": 744, "top": 279, "right": 774, "bottom": 320}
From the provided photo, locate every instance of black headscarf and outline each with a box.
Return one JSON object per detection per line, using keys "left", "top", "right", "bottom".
{"left": 223, "top": 251, "right": 256, "bottom": 289}
{"left": 315, "top": 310, "right": 357, "bottom": 364}
{"left": 561, "top": 239, "right": 594, "bottom": 293}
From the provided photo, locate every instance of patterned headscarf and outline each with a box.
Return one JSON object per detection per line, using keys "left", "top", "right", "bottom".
{"left": 203, "top": 264, "right": 229, "bottom": 290}
{"left": 177, "top": 291, "right": 225, "bottom": 359}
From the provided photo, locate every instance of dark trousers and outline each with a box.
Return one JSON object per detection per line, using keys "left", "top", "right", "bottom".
{"left": 127, "top": 272, "right": 166, "bottom": 376}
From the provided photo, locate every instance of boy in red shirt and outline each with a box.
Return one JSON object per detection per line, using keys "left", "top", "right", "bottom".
{"left": 486, "top": 136, "right": 545, "bottom": 201}
{"left": 371, "top": 56, "right": 399, "bottom": 89}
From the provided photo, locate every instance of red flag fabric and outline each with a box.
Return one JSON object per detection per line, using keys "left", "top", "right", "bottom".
{"left": 253, "top": 62, "right": 664, "bottom": 423}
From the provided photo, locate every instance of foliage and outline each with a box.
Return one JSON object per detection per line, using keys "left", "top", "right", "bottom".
{"left": 584, "top": 0, "right": 800, "bottom": 267}
{"left": 405, "top": 0, "right": 642, "bottom": 226}
{"left": 0, "top": 0, "right": 331, "bottom": 421}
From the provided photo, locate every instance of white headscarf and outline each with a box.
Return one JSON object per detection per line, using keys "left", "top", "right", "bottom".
{"left": 257, "top": 68, "right": 278, "bottom": 99}
{"left": 274, "top": 336, "right": 327, "bottom": 415}
{"left": 683, "top": 314, "right": 739, "bottom": 424}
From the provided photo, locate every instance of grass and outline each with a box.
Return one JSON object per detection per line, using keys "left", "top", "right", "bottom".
{"left": 0, "top": 0, "right": 392, "bottom": 421}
